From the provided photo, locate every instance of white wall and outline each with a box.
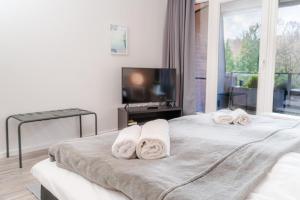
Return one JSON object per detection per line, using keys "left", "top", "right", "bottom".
{"left": 0, "top": 0, "right": 167, "bottom": 157}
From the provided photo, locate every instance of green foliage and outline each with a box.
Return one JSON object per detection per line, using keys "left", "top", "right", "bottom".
{"left": 225, "top": 24, "right": 260, "bottom": 73}
{"left": 245, "top": 75, "right": 258, "bottom": 88}
{"left": 225, "top": 40, "right": 235, "bottom": 72}
{"left": 224, "top": 21, "right": 300, "bottom": 89}
{"left": 224, "top": 24, "right": 260, "bottom": 88}
{"left": 276, "top": 21, "right": 300, "bottom": 74}
{"left": 236, "top": 24, "right": 260, "bottom": 73}
{"left": 274, "top": 75, "right": 288, "bottom": 89}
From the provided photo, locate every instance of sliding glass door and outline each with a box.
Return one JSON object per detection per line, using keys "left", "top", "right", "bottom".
{"left": 206, "top": 0, "right": 300, "bottom": 116}
{"left": 273, "top": 0, "right": 300, "bottom": 115}
{"left": 217, "top": 0, "right": 262, "bottom": 113}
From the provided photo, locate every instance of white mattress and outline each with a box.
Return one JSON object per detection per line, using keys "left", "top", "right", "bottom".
{"left": 32, "top": 153, "right": 300, "bottom": 200}
{"left": 31, "top": 159, "right": 129, "bottom": 200}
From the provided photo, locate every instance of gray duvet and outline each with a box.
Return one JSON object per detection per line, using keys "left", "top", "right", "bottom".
{"left": 49, "top": 114, "right": 300, "bottom": 200}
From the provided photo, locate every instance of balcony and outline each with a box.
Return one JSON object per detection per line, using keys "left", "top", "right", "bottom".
{"left": 196, "top": 72, "right": 300, "bottom": 115}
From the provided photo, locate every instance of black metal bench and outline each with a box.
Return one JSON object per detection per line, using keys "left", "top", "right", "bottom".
{"left": 6, "top": 108, "right": 98, "bottom": 168}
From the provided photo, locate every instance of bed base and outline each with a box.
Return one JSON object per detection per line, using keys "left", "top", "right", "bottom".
{"left": 41, "top": 185, "right": 58, "bottom": 200}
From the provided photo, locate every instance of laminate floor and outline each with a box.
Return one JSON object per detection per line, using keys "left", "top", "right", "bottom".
{"left": 0, "top": 150, "right": 48, "bottom": 200}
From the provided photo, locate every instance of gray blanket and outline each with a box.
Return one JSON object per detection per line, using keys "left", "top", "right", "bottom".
{"left": 49, "top": 114, "right": 300, "bottom": 200}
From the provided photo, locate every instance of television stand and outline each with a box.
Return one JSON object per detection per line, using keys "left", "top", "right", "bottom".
{"left": 147, "top": 106, "right": 159, "bottom": 110}
{"left": 118, "top": 106, "right": 182, "bottom": 130}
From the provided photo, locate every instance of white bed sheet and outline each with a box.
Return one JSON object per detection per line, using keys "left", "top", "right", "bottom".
{"left": 32, "top": 153, "right": 300, "bottom": 200}
{"left": 31, "top": 159, "right": 129, "bottom": 200}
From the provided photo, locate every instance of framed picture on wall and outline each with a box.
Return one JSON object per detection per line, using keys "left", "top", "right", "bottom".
{"left": 110, "top": 24, "right": 128, "bottom": 55}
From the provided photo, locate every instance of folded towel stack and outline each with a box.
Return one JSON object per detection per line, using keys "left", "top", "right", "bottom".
{"left": 232, "top": 108, "right": 250, "bottom": 125}
{"left": 136, "top": 119, "right": 170, "bottom": 160}
{"left": 212, "top": 110, "right": 234, "bottom": 125}
{"left": 213, "top": 109, "right": 250, "bottom": 125}
{"left": 112, "top": 119, "right": 170, "bottom": 160}
{"left": 112, "top": 125, "right": 141, "bottom": 159}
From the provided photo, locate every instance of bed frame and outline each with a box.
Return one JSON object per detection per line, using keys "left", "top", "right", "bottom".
{"left": 41, "top": 185, "right": 58, "bottom": 200}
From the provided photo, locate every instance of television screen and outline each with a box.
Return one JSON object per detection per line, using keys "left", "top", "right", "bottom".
{"left": 122, "top": 68, "right": 176, "bottom": 104}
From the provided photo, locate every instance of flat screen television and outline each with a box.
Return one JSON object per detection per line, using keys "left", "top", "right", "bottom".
{"left": 122, "top": 67, "right": 176, "bottom": 104}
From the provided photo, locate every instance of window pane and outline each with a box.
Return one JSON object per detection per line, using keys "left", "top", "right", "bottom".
{"left": 217, "top": 0, "right": 262, "bottom": 113}
{"left": 273, "top": 0, "right": 300, "bottom": 115}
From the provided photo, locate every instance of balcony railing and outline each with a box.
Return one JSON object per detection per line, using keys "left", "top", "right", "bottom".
{"left": 194, "top": 72, "right": 300, "bottom": 115}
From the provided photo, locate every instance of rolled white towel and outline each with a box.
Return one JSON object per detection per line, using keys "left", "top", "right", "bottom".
{"left": 212, "top": 110, "right": 234, "bottom": 125}
{"left": 232, "top": 108, "right": 250, "bottom": 125}
{"left": 136, "top": 119, "right": 170, "bottom": 160}
{"left": 112, "top": 125, "right": 141, "bottom": 159}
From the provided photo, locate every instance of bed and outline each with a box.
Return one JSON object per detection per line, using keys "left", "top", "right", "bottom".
{"left": 31, "top": 113, "right": 300, "bottom": 200}
{"left": 32, "top": 153, "right": 300, "bottom": 200}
